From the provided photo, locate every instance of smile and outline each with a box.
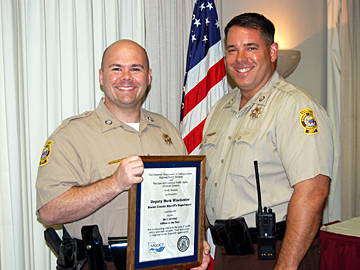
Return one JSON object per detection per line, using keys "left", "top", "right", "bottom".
{"left": 234, "top": 67, "right": 253, "bottom": 73}
{"left": 116, "top": 86, "right": 135, "bottom": 90}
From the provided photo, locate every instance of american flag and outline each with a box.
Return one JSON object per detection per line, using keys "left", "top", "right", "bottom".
{"left": 180, "top": 1, "right": 228, "bottom": 267}
{"left": 180, "top": 0, "right": 229, "bottom": 155}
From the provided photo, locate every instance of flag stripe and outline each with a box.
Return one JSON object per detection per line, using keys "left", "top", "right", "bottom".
{"left": 181, "top": 77, "right": 228, "bottom": 138}
{"left": 182, "top": 58, "right": 226, "bottom": 119}
{"left": 184, "top": 40, "right": 224, "bottom": 94}
{"left": 183, "top": 119, "right": 206, "bottom": 154}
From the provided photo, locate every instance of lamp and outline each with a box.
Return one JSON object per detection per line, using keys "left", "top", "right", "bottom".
{"left": 276, "top": 50, "right": 301, "bottom": 78}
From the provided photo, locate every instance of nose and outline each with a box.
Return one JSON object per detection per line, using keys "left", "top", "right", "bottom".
{"left": 120, "top": 68, "right": 132, "bottom": 80}
{"left": 236, "top": 49, "right": 248, "bottom": 63}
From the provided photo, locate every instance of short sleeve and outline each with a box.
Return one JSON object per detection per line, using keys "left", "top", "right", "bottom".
{"left": 275, "top": 96, "right": 333, "bottom": 186}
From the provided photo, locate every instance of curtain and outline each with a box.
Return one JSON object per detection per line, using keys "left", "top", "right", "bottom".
{"left": 327, "top": 0, "right": 360, "bottom": 223}
{"left": 325, "top": 0, "right": 342, "bottom": 223}
{"left": 143, "top": 0, "right": 194, "bottom": 128}
{"left": 0, "top": 0, "right": 145, "bottom": 269}
{"left": 339, "top": 0, "right": 360, "bottom": 220}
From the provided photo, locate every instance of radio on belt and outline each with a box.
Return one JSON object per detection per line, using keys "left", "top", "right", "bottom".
{"left": 254, "top": 160, "right": 276, "bottom": 260}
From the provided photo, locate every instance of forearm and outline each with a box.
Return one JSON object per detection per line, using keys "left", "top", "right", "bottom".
{"left": 274, "top": 175, "right": 330, "bottom": 270}
{"left": 39, "top": 175, "right": 122, "bottom": 225}
{"left": 274, "top": 194, "right": 323, "bottom": 269}
{"left": 38, "top": 154, "right": 144, "bottom": 226}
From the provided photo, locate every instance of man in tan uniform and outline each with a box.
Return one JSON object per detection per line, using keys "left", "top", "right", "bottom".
{"left": 200, "top": 13, "right": 333, "bottom": 270}
{"left": 36, "top": 40, "right": 209, "bottom": 270}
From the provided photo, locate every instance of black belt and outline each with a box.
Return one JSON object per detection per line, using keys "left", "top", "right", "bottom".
{"left": 210, "top": 220, "right": 286, "bottom": 245}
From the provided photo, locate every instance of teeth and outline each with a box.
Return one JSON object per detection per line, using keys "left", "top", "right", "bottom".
{"left": 235, "top": 67, "right": 251, "bottom": 73}
{"left": 117, "top": 86, "right": 134, "bottom": 90}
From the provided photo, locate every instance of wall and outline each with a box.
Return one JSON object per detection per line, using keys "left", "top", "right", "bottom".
{"left": 220, "top": 0, "right": 328, "bottom": 107}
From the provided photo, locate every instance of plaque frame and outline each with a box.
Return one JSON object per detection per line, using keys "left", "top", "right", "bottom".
{"left": 127, "top": 155, "right": 206, "bottom": 270}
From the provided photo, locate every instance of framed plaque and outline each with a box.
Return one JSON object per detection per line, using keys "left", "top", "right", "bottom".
{"left": 127, "top": 155, "right": 206, "bottom": 270}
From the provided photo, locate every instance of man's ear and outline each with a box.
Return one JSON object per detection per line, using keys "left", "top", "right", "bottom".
{"left": 148, "top": 68, "right": 152, "bottom": 86}
{"left": 99, "top": 69, "right": 103, "bottom": 85}
{"left": 270, "top": 43, "right": 279, "bottom": 63}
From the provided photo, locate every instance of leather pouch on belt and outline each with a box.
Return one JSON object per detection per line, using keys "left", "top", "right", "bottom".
{"left": 212, "top": 217, "right": 255, "bottom": 256}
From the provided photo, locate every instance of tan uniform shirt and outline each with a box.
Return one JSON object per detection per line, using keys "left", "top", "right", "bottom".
{"left": 36, "top": 99, "right": 188, "bottom": 241}
{"left": 200, "top": 72, "right": 333, "bottom": 228}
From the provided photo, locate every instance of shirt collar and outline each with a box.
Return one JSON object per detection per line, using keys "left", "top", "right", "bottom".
{"left": 95, "top": 98, "right": 160, "bottom": 132}
{"left": 223, "top": 71, "right": 281, "bottom": 113}
{"left": 140, "top": 109, "right": 161, "bottom": 130}
{"left": 250, "top": 71, "right": 280, "bottom": 106}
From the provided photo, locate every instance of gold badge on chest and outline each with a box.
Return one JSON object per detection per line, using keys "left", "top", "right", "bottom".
{"left": 250, "top": 106, "right": 262, "bottom": 119}
{"left": 162, "top": 133, "right": 173, "bottom": 145}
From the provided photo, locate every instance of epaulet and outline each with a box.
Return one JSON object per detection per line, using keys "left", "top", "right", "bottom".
{"left": 274, "top": 78, "right": 316, "bottom": 103}
{"left": 39, "top": 111, "right": 93, "bottom": 166}
{"left": 52, "top": 111, "right": 93, "bottom": 135}
{"left": 142, "top": 108, "right": 166, "bottom": 123}
{"left": 219, "top": 88, "right": 238, "bottom": 107}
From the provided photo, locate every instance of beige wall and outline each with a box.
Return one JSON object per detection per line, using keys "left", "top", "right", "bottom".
{"left": 220, "top": 0, "right": 328, "bottom": 107}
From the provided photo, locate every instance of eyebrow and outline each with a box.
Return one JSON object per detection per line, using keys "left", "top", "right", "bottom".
{"left": 225, "top": 43, "right": 260, "bottom": 49}
{"left": 107, "top": 64, "right": 145, "bottom": 69}
{"left": 225, "top": 45, "right": 236, "bottom": 50}
{"left": 244, "top": 43, "right": 259, "bottom": 47}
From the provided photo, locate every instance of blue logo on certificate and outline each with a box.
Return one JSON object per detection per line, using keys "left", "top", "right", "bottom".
{"left": 148, "top": 242, "right": 165, "bottom": 253}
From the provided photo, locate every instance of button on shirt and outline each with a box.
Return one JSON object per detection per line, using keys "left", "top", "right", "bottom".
{"left": 200, "top": 72, "right": 333, "bottom": 228}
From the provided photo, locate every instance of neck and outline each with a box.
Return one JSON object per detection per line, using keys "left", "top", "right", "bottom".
{"left": 239, "top": 89, "right": 258, "bottom": 109}
{"left": 104, "top": 100, "right": 141, "bottom": 123}
{"left": 239, "top": 70, "right": 275, "bottom": 109}
{"left": 239, "top": 96, "right": 248, "bottom": 110}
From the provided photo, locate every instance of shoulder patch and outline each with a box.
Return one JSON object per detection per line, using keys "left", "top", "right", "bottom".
{"left": 299, "top": 108, "right": 318, "bottom": 134}
{"left": 39, "top": 141, "right": 53, "bottom": 166}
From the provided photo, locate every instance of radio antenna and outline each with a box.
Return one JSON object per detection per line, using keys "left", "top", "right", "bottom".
{"left": 254, "top": 160, "right": 262, "bottom": 214}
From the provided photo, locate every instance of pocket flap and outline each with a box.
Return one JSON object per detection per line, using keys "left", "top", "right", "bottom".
{"left": 234, "top": 128, "right": 260, "bottom": 146}
{"left": 202, "top": 132, "right": 221, "bottom": 146}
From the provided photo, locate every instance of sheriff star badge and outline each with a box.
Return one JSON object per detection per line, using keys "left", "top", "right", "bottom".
{"left": 250, "top": 106, "right": 262, "bottom": 119}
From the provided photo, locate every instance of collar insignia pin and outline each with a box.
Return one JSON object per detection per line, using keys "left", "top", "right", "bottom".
{"left": 250, "top": 106, "right": 262, "bottom": 119}
{"left": 162, "top": 133, "right": 173, "bottom": 145}
{"left": 259, "top": 96, "right": 265, "bottom": 102}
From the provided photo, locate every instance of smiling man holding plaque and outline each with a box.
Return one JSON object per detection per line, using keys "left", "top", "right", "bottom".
{"left": 36, "top": 39, "right": 210, "bottom": 270}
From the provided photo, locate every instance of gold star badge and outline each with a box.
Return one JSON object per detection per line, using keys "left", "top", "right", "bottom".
{"left": 162, "top": 133, "right": 173, "bottom": 145}
{"left": 250, "top": 106, "right": 262, "bottom": 119}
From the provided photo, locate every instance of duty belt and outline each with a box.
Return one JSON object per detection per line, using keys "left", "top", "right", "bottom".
{"left": 210, "top": 220, "right": 287, "bottom": 246}
{"left": 76, "top": 236, "right": 127, "bottom": 270}
{"left": 44, "top": 225, "right": 127, "bottom": 270}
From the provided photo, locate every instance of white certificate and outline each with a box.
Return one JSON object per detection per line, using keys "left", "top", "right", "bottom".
{"left": 139, "top": 167, "right": 197, "bottom": 262}
{"left": 127, "top": 155, "right": 205, "bottom": 270}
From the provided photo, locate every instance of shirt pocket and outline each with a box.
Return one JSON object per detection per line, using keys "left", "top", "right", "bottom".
{"left": 201, "top": 132, "right": 222, "bottom": 176}
{"left": 228, "top": 128, "right": 260, "bottom": 178}
{"left": 202, "top": 131, "right": 221, "bottom": 146}
{"left": 96, "top": 160, "right": 128, "bottom": 212}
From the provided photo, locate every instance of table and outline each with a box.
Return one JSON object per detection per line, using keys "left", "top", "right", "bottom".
{"left": 320, "top": 217, "right": 360, "bottom": 269}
